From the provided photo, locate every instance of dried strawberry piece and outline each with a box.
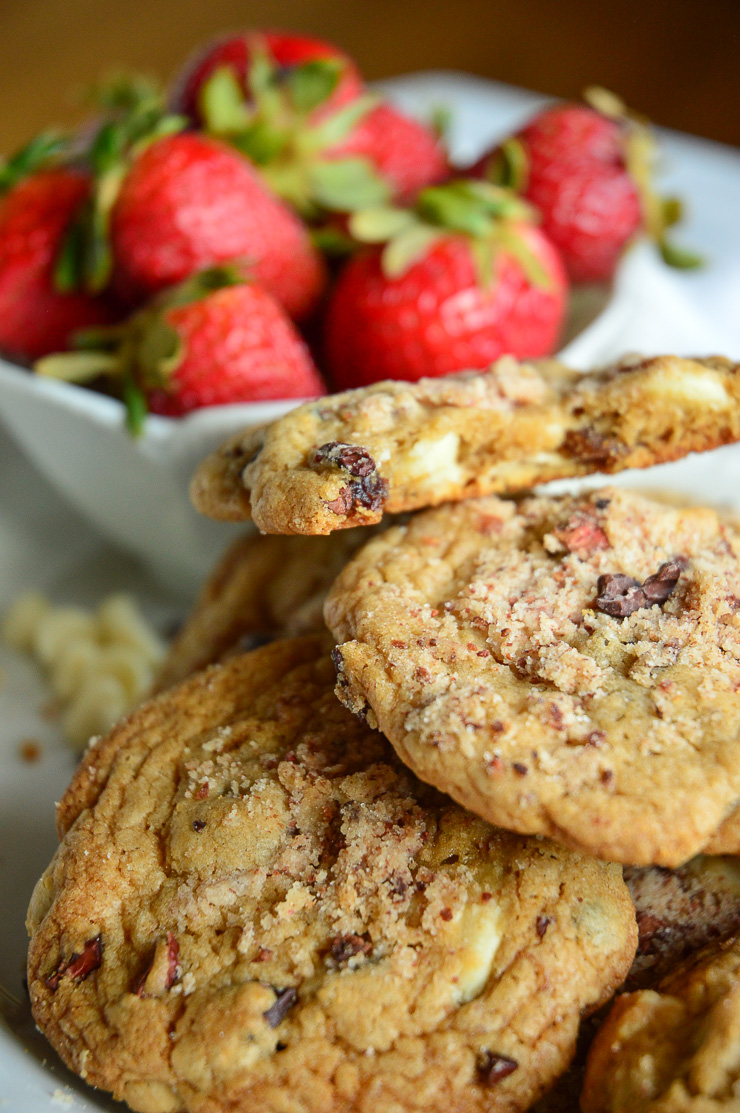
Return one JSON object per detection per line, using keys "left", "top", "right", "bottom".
{"left": 477, "top": 1051, "right": 519, "bottom": 1086}
{"left": 555, "top": 514, "right": 610, "bottom": 556}
{"left": 45, "top": 935, "right": 103, "bottom": 992}
{"left": 133, "top": 932, "right": 180, "bottom": 997}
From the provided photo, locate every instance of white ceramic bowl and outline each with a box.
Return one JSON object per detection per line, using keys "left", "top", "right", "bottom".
{"left": 0, "top": 73, "right": 734, "bottom": 594}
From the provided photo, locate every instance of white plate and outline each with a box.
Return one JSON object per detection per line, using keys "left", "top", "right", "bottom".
{"left": 2, "top": 71, "right": 740, "bottom": 1109}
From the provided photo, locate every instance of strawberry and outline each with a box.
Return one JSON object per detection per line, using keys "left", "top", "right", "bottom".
{"left": 0, "top": 165, "right": 115, "bottom": 362}
{"left": 323, "top": 180, "right": 568, "bottom": 389}
{"left": 191, "top": 41, "right": 448, "bottom": 219}
{"left": 36, "top": 268, "right": 325, "bottom": 429}
{"left": 172, "top": 30, "right": 363, "bottom": 127}
{"left": 471, "top": 88, "right": 698, "bottom": 282}
{"left": 323, "top": 102, "right": 450, "bottom": 205}
{"left": 109, "top": 132, "right": 326, "bottom": 320}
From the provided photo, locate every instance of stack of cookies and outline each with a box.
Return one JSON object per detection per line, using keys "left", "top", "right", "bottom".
{"left": 27, "top": 354, "right": 740, "bottom": 1113}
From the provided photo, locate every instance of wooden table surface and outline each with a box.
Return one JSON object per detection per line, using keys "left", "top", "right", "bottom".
{"left": 0, "top": 0, "right": 736, "bottom": 154}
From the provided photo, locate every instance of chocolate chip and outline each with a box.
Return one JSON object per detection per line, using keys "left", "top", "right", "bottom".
{"left": 513, "top": 762, "right": 528, "bottom": 776}
{"left": 595, "top": 573, "right": 646, "bottom": 617}
{"left": 595, "top": 561, "right": 683, "bottom": 618}
{"left": 192, "top": 819, "right": 206, "bottom": 832}
{"left": 440, "top": 908, "right": 453, "bottom": 921}
{"left": 536, "top": 915, "right": 552, "bottom": 938}
{"left": 477, "top": 1051, "right": 519, "bottom": 1086}
{"left": 45, "top": 935, "right": 103, "bottom": 992}
{"left": 263, "top": 987, "right": 298, "bottom": 1028}
{"left": 313, "top": 441, "right": 377, "bottom": 477}
{"left": 641, "top": 560, "right": 683, "bottom": 604}
{"left": 326, "top": 934, "right": 372, "bottom": 968}
{"left": 595, "top": 498, "right": 611, "bottom": 510}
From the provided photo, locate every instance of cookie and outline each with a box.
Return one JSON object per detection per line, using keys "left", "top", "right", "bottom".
{"left": 581, "top": 933, "right": 740, "bottom": 1113}
{"left": 191, "top": 354, "right": 740, "bottom": 534}
{"left": 153, "top": 529, "right": 373, "bottom": 692}
{"left": 27, "top": 637, "right": 636, "bottom": 1113}
{"left": 325, "top": 487, "right": 740, "bottom": 866}
{"left": 625, "top": 855, "right": 740, "bottom": 989}
{"left": 534, "top": 854, "right": 740, "bottom": 1113}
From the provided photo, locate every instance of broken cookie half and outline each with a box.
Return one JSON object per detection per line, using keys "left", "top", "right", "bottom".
{"left": 27, "top": 636, "right": 636, "bottom": 1113}
{"left": 191, "top": 354, "right": 740, "bottom": 535}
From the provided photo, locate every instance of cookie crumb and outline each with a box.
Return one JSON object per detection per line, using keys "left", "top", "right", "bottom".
{"left": 18, "top": 738, "right": 42, "bottom": 763}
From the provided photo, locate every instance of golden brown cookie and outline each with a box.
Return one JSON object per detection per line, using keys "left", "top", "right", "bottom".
{"left": 191, "top": 354, "right": 740, "bottom": 535}
{"left": 153, "top": 529, "right": 373, "bottom": 692}
{"left": 325, "top": 487, "right": 740, "bottom": 866}
{"left": 534, "top": 854, "right": 740, "bottom": 1113}
{"left": 27, "top": 637, "right": 636, "bottom": 1113}
{"left": 581, "top": 934, "right": 740, "bottom": 1113}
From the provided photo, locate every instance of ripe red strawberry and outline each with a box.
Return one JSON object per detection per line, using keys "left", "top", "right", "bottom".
{"left": 0, "top": 168, "right": 115, "bottom": 361}
{"left": 173, "top": 30, "right": 363, "bottom": 126}
{"left": 188, "top": 39, "right": 448, "bottom": 219}
{"left": 324, "top": 103, "right": 450, "bottom": 204}
{"left": 36, "top": 269, "right": 325, "bottom": 427}
{"left": 146, "top": 282, "right": 325, "bottom": 416}
{"left": 470, "top": 90, "right": 695, "bottom": 282}
{"left": 324, "top": 180, "right": 568, "bottom": 388}
{"left": 110, "top": 133, "right": 326, "bottom": 320}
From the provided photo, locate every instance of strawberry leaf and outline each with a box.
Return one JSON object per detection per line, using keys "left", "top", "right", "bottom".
{"left": 199, "top": 66, "right": 251, "bottom": 134}
{"left": 492, "top": 224, "right": 552, "bottom": 289}
{"left": 311, "top": 223, "right": 356, "bottom": 255}
{"left": 381, "top": 225, "right": 445, "bottom": 279}
{"left": 659, "top": 240, "right": 704, "bottom": 269}
{"left": 469, "top": 237, "right": 496, "bottom": 289}
{"left": 584, "top": 85, "right": 628, "bottom": 120}
{"left": 350, "top": 206, "right": 417, "bottom": 242}
{"left": 54, "top": 216, "right": 86, "bottom": 293}
{"left": 123, "top": 372, "right": 148, "bottom": 437}
{"left": 309, "top": 158, "right": 391, "bottom": 212}
{"left": 429, "top": 104, "right": 453, "bottom": 142}
{"left": 159, "top": 265, "right": 245, "bottom": 309}
{"left": 0, "top": 132, "right": 68, "bottom": 195}
{"left": 34, "top": 350, "right": 120, "bottom": 382}
{"left": 137, "top": 318, "right": 183, "bottom": 384}
{"left": 286, "top": 59, "right": 343, "bottom": 115}
{"left": 484, "top": 137, "right": 529, "bottom": 192}
{"left": 299, "top": 93, "right": 379, "bottom": 153}
{"left": 417, "top": 184, "right": 493, "bottom": 237}
{"left": 231, "top": 120, "right": 290, "bottom": 165}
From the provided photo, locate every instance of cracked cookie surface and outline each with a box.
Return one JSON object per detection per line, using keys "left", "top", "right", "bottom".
{"left": 582, "top": 933, "right": 740, "bottom": 1113}
{"left": 27, "top": 636, "right": 636, "bottom": 1113}
{"left": 191, "top": 354, "right": 740, "bottom": 535}
{"left": 325, "top": 488, "right": 740, "bottom": 866}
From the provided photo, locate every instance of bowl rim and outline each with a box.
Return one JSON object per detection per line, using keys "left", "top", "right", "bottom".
{"left": 0, "top": 355, "right": 312, "bottom": 441}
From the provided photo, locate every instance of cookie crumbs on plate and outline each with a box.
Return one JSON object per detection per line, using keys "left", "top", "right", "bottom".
{"left": 18, "top": 738, "right": 42, "bottom": 763}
